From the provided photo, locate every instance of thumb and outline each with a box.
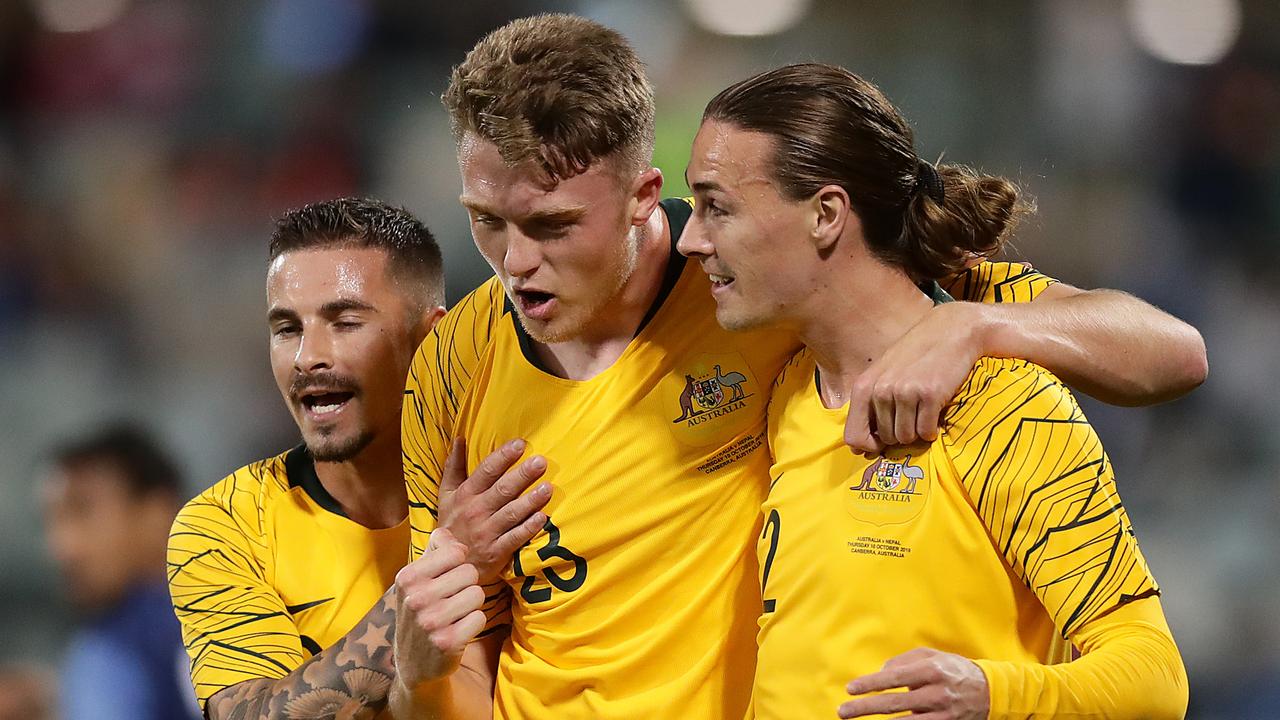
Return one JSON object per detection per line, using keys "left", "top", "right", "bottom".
{"left": 440, "top": 437, "right": 467, "bottom": 493}
{"left": 427, "top": 527, "right": 457, "bottom": 552}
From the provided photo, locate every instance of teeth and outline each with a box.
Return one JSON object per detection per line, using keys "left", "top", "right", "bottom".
{"left": 709, "top": 274, "right": 733, "bottom": 285}
{"left": 311, "top": 403, "right": 342, "bottom": 415}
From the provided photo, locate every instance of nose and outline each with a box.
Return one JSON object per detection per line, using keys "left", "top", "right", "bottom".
{"left": 293, "top": 324, "right": 334, "bottom": 374}
{"left": 504, "top": 230, "right": 541, "bottom": 278}
{"left": 677, "top": 213, "right": 714, "bottom": 259}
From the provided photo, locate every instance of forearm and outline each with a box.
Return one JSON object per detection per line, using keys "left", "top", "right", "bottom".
{"left": 206, "top": 588, "right": 398, "bottom": 720}
{"left": 387, "top": 638, "right": 498, "bottom": 720}
{"left": 973, "top": 597, "right": 1188, "bottom": 720}
{"left": 977, "top": 287, "right": 1207, "bottom": 406}
{"left": 387, "top": 664, "right": 492, "bottom": 720}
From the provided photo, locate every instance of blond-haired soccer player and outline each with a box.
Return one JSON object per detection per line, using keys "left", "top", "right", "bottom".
{"left": 679, "top": 63, "right": 1189, "bottom": 719}
{"left": 392, "top": 14, "right": 1204, "bottom": 720}
{"left": 166, "top": 198, "right": 498, "bottom": 720}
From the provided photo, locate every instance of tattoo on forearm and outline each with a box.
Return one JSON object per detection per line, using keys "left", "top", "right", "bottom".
{"left": 207, "top": 590, "right": 398, "bottom": 720}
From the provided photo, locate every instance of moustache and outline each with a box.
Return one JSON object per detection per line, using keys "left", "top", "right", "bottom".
{"left": 289, "top": 371, "right": 359, "bottom": 401}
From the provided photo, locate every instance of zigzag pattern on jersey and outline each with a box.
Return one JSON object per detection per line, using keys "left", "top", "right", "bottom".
{"left": 168, "top": 457, "right": 303, "bottom": 703}
{"left": 944, "top": 358, "right": 1158, "bottom": 638}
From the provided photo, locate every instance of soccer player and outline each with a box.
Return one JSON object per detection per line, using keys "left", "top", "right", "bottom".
{"left": 679, "top": 63, "right": 1188, "bottom": 719}
{"left": 164, "top": 198, "right": 535, "bottom": 720}
{"left": 392, "top": 14, "right": 1204, "bottom": 719}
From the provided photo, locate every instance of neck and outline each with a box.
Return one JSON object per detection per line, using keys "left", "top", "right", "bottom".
{"left": 797, "top": 257, "right": 935, "bottom": 409}
{"left": 532, "top": 209, "right": 671, "bottom": 380}
{"left": 312, "top": 430, "right": 407, "bottom": 529}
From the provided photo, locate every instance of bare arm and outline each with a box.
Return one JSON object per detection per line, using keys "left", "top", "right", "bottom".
{"left": 984, "top": 283, "right": 1207, "bottom": 406}
{"left": 845, "top": 283, "right": 1208, "bottom": 453}
{"left": 387, "top": 529, "right": 498, "bottom": 720}
{"left": 388, "top": 634, "right": 502, "bottom": 720}
{"left": 205, "top": 589, "right": 398, "bottom": 720}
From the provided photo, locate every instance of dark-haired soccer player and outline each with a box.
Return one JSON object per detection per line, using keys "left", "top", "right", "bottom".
{"left": 391, "top": 14, "right": 1204, "bottom": 720}
{"left": 42, "top": 425, "right": 200, "bottom": 720}
{"left": 680, "top": 63, "right": 1188, "bottom": 719}
{"left": 165, "top": 198, "right": 540, "bottom": 720}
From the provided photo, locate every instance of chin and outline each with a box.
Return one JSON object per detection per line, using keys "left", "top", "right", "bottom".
{"left": 715, "top": 306, "right": 766, "bottom": 333}
{"left": 516, "top": 310, "right": 583, "bottom": 345}
{"left": 305, "top": 428, "right": 374, "bottom": 462}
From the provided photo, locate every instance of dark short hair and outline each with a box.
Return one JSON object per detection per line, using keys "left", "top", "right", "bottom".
{"left": 269, "top": 197, "right": 445, "bottom": 308}
{"left": 50, "top": 424, "right": 184, "bottom": 501}
{"left": 443, "top": 13, "right": 656, "bottom": 182}
{"left": 704, "top": 63, "right": 1030, "bottom": 279}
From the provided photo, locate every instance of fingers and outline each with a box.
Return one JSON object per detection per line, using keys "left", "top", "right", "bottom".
{"left": 845, "top": 378, "right": 884, "bottom": 455}
{"left": 871, "top": 384, "right": 897, "bottom": 447}
{"left": 461, "top": 438, "right": 528, "bottom": 497}
{"left": 916, "top": 395, "right": 944, "bottom": 443}
{"left": 837, "top": 686, "right": 941, "bottom": 719}
{"left": 492, "top": 507, "right": 550, "bottom": 559}
{"left": 892, "top": 391, "right": 919, "bottom": 446}
{"left": 439, "top": 437, "right": 468, "bottom": 493}
{"left": 481, "top": 455, "right": 549, "bottom": 514}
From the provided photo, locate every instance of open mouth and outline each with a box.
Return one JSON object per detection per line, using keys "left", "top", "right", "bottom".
{"left": 708, "top": 272, "right": 735, "bottom": 291}
{"left": 299, "top": 390, "right": 355, "bottom": 419}
{"left": 515, "top": 289, "right": 557, "bottom": 319}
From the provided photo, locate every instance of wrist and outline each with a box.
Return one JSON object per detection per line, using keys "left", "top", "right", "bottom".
{"left": 943, "top": 301, "right": 996, "bottom": 360}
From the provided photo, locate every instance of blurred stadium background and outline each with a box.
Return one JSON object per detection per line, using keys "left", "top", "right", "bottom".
{"left": 0, "top": 0, "right": 1276, "bottom": 716}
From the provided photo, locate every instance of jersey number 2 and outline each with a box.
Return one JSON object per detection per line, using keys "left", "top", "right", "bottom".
{"left": 513, "top": 518, "right": 588, "bottom": 604}
{"left": 761, "top": 509, "right": 781, "bottom": 613}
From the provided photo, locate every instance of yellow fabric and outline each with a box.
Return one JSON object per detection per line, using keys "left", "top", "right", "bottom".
{"left": 167, "top": 447, "right": 408, "bottom": 707}
{"left": 754, "top": 349, "right": 1161, "bottom": 720}
{"left": 977, "top": 596, "right": 1188, "bottom": 719}
{"left": 400, "top": 201, "right": 1052, "bottom": 720}
{"left": 942, "top": 260, "right": 1057, "bottom": 304}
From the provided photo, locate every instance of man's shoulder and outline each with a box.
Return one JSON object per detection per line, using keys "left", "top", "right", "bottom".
{"left": 173, "top": 449, "right": 293, "bottom": 546}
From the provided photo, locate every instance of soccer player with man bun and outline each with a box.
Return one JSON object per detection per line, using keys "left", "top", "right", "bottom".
{"left": 680, "top": 63, "right": 1189, "bottom": 719}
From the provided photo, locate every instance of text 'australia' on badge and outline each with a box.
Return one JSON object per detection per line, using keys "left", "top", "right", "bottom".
{"left": 666, "top": 353, "right": 760, "bottom": 447}
{"left": 844, "top": 452, "right": 930, "bottom": 527}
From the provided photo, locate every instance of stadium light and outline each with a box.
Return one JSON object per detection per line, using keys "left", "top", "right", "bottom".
{"left": 33, "top": 0, "right": 132, "bottom": 33}
{"left": 682, "top": 0, "right": 812, "bottom": 37}
{"left": 1127, "top": 0, "right": 1241, "bottom": 66}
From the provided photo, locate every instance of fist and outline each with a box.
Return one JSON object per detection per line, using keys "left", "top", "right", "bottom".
{"left": 393, "top": 529, "right": 486, "bottom": 689}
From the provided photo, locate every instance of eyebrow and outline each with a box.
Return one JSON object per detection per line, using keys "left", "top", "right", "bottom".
{"left": 459, "top": 197, "right": 587, "bottom": 224}
{"left": 267, "top": 298, "right": 377, "bottom": 324}
{"left": 320, "top": 298, "right": 378, "bottom": 315}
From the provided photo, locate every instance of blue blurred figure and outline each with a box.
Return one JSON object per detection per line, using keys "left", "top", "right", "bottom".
{"left": 40, "top": 425, "right": 200, "bottom": 720}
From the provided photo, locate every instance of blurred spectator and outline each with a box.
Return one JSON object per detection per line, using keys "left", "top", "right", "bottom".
{"left": 0, "top": 664, "right": 54, "bottom": 720}
{"left": 39, "top": 425, "right": 200, "bottom": 720}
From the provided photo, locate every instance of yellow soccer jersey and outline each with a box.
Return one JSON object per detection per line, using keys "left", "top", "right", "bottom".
{"left": 404, "top": 198, "right": 799, "bottom": 720}
{"left": 754, "top": 352, "right": 1159, "bottom": 720}
{"left": 167, "top": 446, "right": 408, "bottom": 708}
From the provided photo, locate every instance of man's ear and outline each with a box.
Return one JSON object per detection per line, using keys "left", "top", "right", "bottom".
{"left": 628, "top": 166, "right": 664, "bottom": 226}
{"left": 811, "top": 184, "right": 854, "bottom": 253}
{"left": 413, "top": 305, "right": 447, "bottom": 345}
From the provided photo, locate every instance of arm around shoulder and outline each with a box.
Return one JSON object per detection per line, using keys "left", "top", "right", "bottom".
{"left": 982, "top": 282, "right": 1207, "bottom": 406}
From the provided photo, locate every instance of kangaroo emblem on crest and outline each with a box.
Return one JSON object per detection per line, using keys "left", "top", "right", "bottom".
{"left": 673, "top": 374, "right": 698, "bottom": 422}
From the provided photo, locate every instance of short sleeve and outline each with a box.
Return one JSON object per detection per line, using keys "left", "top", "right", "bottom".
{"left": 403, "top": 279, "right": 506, "bottom": 562}
{"left": 942, "top": 358, "right": 1159, "bottom": 637}
{"left": 944, "top": 261, "right": 1058, "bottom": 304}
{"left": 167, "top": 479, "right": 303, "bottom": 708}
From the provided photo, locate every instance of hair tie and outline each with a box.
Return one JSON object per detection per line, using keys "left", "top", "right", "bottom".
{"left": 915, "top": 160, "right": 945, "bottom": 205}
